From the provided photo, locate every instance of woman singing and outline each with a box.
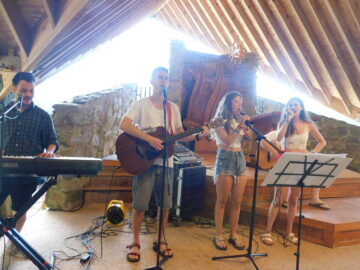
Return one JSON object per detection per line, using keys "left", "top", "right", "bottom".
{"left": 261, "top": 97, "right": 326, "bottom": 245}
{"left": 212, "top": 91, "right": 251, "bottom": 250}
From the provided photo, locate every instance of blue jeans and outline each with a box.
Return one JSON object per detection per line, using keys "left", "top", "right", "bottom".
{"left": 132, "top": 166, "right": 173, "bottom": 211}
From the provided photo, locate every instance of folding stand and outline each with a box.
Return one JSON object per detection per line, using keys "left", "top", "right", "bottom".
{"left": 261, "top": 152, "right": 352, "bottom": 270}
{"left": 0, "top": 176, "right": 58, "bottom": 270}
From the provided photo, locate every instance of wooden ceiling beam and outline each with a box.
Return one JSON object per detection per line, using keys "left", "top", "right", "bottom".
{"left": 176, "top": 0, "right": 222, "bottom": 52}
{"left": 165, "top": 1, "right": 196, "bottom": 38}
{"left": 170, "top": 1, "right": 211, "bottom": 46}
{"left": 185, "top": 0, "right": 226, "bottom": 53}
{"left": 328, "top": 0, "right": 360, "bottom": 63}
{"left": 21, "top": 0, "right": 90, "bottom": 73}
{"left": 35, "top": 0, "right": 136, "bottom": 73}
{"left": 41, "top": 0, "right": 65, "bottom": 27}
{"left": 160, "top": 6, "right": 183, "bottom": 34}
{"left": 232, "top": 0, "right": 293, "bottom": 86}
{"left": 348, "top": 0, "right": 360, "bottom": 26}
{"left": 291, "top": 0, "right": 354, "bottom": 115}
{"left": 206, "top": 0, "right": 235, "bottom": 49}
{"left": 254, "top": 0, "right": 314, "bottom": 96}
{"left": 326, "top": 1, "right": 359, "bottom": 69}
{"left": 271, "top": 0, "right": 331, "bottom": 106}
{"left": 199, "top": 0, "right": 232, "bottom": 50}
{"left": 309, "top": 0, "right": 359, "bottom": 114}
{"left": 35, "top": 0, "right": 166, "bottom": 80}
{"left": 0, "top": 0, "right": 32, "bottom": 56}
{"left": 215, "top": 0, "right": 271, "bottom": 73}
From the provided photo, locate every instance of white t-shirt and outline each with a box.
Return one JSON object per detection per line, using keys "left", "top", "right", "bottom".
{"left": 125, "top": 97, "right": 183, "bottom": 167}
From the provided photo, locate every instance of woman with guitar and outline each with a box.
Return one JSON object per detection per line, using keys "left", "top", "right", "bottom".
{"left": 212, "top": 91, "right": 251, "bottom": 250}
{"left": 261, "top": 97, "right": 326, "bottom": 246}
{"left": 120, "top": 67, "right": 209, "bottom": 262}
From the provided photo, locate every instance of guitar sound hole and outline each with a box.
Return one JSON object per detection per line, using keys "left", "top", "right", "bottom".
{"left": 267, "top": 152, "right": 271, "bottom": 162}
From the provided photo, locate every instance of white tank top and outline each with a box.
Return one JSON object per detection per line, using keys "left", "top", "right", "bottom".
{"left": 215, "top": 119, "right": 243, "bottom": 148}
{"left": 281, "top": 132, "right": 309, "bottom": 151}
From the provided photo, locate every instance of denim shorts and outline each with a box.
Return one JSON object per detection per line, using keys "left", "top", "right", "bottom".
{"left": 132, "top": 166, "right": 173, "bottom": 211}
{"left": 214, "top": 149, "right": 246, "bottom": 181}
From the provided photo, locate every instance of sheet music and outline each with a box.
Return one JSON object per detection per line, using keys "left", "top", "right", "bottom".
{"left": 261, "top": 152, "right": 352, "bottom": 188}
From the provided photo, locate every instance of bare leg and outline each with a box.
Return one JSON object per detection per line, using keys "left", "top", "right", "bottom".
{"left": 214, "top": 175, "right": 233, "bottom": 248}
{"left": 128, "top": 209, "right": 144, "bottom": 260}
{"left": 229, "top": 175, "right": 247, "bottom": 237}
{"left": 156, "top": 207, "right": 173, "bottom": 256}
{"left": 265, "top": 187, "right": 287, "bottom": 233}
{"left": 286, "top": 187, "right": 301, "bottom": 235}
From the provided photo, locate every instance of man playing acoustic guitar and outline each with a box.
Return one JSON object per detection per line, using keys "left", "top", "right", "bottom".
{"left": 120, "top": 66, "right": 209, "bottom": 263}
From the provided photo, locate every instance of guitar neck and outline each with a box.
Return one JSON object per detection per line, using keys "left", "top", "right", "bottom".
{"left": 167, "top": 126, "right": 203, "bottom": 144}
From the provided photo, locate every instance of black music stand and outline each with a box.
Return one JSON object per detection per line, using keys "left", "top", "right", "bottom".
{"left": 0, "top": 176, "right": 57, "bottom": 270}
{"left": 261, "top": 152, "right": 352, "bottom": 270}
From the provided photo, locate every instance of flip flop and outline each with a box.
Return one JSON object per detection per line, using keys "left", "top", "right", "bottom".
{"left": 213, "top": 237, "right": 227, "bottom": 250}
{"left": 309, "top": 202, "right": 331, "bottom": 210}
{"left": 228, "top": 236, "right": 245, "bottom": 250}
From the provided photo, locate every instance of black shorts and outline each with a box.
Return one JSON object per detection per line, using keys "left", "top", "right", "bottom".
{"left": 0, "top": 181, "right": 37, "bottom": 212}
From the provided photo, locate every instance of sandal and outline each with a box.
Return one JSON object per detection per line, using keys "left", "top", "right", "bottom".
{"left": 282, "top": 201, "right": 288, "bottom": 208}
{"left": 213, "top": 236, "right": 227, "bottom": 250}
{"left": 153, "top": 241, "right": 173, "bottom": 258}
{"left": 228, "top": 235, "right": 245, "bottom": 250}
{"left": 126, "top": 243, "right": 140, "bottom": 263}
{"left": 286, "top": 233, "right": 298, "bottom": 245}
{"left": 261, "top": 233, "right": 273, "bottom": 246}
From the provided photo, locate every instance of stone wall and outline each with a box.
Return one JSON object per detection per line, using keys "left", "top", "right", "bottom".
{"left": 45, "top": 87, "right": 134, "bottom": 210}
{"left": 53, "top": 87, "right": 134, "bottom": 157}
{"left": 257, "top": 97, "right": 360, "bottom": 173}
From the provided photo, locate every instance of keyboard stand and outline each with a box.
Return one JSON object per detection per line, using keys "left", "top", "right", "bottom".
{"left": 0, "top": 176, "right": 58, "bottom": 270}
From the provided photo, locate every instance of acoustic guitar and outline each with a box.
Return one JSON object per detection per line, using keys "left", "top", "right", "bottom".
{"left": 258, "top": 130, "right": 283, "bottom": 170}
{"left": 115, "top": 118, "right": 225, "bottom": 174}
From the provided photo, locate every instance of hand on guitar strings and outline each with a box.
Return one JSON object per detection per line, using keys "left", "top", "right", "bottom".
{"left": 147, "top": 136, "right": 164, "bottom": 151}
{"left": 197, "top": 123, "right": 210, "bottom": 140}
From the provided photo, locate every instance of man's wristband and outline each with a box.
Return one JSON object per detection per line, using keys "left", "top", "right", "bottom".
{"left": 195, "top": 134, "right": 200, "bottom": 141}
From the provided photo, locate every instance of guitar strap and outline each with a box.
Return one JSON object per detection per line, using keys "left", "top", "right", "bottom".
{"left": 166, "top": 101, "right": 174, "bottom": 135}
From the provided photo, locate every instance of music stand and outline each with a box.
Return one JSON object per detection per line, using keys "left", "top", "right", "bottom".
{"left": 261, "top": 152, "right": 352, "bottom": 270}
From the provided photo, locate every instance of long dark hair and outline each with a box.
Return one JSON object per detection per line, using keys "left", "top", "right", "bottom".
{"left": 278, "top": 97, "right": 313, "bottom": 137}
{"left": 213, "top": 91, "right": 242, "bottom": 134}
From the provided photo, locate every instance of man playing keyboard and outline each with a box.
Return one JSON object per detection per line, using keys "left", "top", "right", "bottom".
{"left": 0, "top": 72, "right": 59, "bottom": 256}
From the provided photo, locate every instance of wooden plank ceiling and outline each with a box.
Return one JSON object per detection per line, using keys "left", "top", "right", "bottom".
{"left": 0, "top": 0, "right": 359, "bottom": 122}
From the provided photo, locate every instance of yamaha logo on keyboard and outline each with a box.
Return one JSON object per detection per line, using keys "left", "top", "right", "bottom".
{"left": 1, "top": 162, "right": 19, "bottom": 168}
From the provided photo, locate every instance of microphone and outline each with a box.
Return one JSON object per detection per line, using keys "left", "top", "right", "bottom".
{"left": 162, "top": 88, "right": 167, "bottom": 99}
{"left": 16, "top": 94, "right": 24, "bottom": 110}
{"left": 245, "top": 120, "right": 254, "bottom": 126}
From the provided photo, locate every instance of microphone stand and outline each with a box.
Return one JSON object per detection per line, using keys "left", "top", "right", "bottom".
{"left": 144, "top": 89, "right": 169, "bottom": 270}
{"left": 212, "top": 121, "right": 281, "bottom": 270}
{"left": 0, "top": 100, "right": 22, "bottom": 169}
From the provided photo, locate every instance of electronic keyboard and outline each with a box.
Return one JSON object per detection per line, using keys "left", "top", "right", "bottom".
{"left": 0, "top": 156, "right": 102, "bottom": 176}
